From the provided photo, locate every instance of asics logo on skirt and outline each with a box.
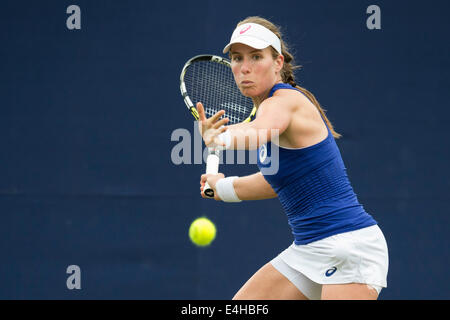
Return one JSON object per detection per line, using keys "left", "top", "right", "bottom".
{"left": 325, "top": 267, "right": 337, "bottom": 277}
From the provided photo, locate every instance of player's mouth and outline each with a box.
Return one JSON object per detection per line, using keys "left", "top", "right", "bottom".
{"left": 240, "top": 80, "right": 254, "bottom": 86}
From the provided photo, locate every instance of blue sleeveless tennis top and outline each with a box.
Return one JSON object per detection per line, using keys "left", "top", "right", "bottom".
{"left": 257, "top": 83, "right": 376, "bottom": 245}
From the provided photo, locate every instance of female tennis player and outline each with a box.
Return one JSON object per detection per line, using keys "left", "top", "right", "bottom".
{"left": 197, "top": 16, "right": 389, "bottom": 300}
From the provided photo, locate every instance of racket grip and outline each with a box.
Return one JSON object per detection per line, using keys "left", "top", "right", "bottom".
{"left": 203, "top": 150, "right": 220, "bottom": 198}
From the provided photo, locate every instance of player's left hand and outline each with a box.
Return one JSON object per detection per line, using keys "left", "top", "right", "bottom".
{"left": 196, "top": 102, "right": 229, "bottom": 148}
{"left": 200, "top": 173, "right": 225, "bottom": 201}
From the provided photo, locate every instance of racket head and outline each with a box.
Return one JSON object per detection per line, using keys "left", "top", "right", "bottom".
{"left": 180, "top": 55, "right": 256, "bottom": 124}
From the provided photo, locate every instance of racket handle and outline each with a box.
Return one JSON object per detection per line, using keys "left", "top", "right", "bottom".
{"left": 204, "top": 150, "right": 220, "bottom": 198}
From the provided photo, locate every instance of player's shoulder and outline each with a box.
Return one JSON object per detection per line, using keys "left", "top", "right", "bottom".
{"left": 268, "top": 87, "right": 310, "bottom": 110}
{"left": 272, "top": 87, "right": 309, "bottom": 101}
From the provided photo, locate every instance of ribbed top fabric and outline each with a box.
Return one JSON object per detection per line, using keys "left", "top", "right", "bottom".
{"left": 257, "top": 83, "right": 376, "bottom": 244}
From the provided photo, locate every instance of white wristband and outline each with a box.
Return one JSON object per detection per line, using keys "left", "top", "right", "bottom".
{"left": 217, "top": 130, "right": 231, "bottom": 149}
{"left": 216, "top": 176, "right": 242, "bottom": 202}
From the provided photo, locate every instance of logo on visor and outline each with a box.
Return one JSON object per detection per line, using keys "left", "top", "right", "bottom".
{"left": 240, "top": 25, "right": 251, "bottom": 34}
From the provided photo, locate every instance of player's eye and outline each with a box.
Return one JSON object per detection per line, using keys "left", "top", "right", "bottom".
{"left": 252, "top": 54, "right": 262, "bottom": 60}
{"left": 232, "top": 55, "right": 242, "bottom": 62}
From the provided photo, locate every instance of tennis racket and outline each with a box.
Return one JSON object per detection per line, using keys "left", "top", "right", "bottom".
{"left": 179, "top": 54, "right": 256, "bottom": 198}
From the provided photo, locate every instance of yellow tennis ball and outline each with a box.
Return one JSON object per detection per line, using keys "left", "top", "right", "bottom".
{"left": 189, "top": 217, "right": 216, "bottom": 247}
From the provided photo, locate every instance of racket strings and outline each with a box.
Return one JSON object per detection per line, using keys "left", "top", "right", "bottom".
{"left": 184, "top": 60, "right": 254, "bottom": 125}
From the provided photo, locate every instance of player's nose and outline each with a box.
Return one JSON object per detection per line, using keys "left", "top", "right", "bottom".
{"left": 240, "top": 59, "right": 251, "bottom": 74}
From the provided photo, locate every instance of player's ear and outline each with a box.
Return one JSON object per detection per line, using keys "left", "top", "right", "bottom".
{"left": 274, "top": 54, "right": 284, "bottom": 73}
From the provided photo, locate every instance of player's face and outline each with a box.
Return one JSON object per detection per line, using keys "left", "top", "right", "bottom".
{"left": 230, "top": 43, "right": 283, "bottom": 101}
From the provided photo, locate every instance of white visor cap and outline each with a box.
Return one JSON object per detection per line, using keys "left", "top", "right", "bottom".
{"left": 223, "top": 23, "right": 282, "bottom": 55}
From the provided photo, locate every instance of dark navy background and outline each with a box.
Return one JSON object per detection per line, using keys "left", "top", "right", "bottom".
{"left": 0, "top": 0, "right": 449, "bottom": 299}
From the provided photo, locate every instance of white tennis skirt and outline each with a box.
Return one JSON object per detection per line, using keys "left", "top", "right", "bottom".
{"left": 272, "top": 225, "right": 389, "bottom": 291}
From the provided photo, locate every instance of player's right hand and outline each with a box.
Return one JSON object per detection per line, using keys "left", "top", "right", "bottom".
{"left": 200, "top": 173, "right": 225, "bottom": 201}
{"left": 196, "top": 102, "right": 229, "bottom": 148}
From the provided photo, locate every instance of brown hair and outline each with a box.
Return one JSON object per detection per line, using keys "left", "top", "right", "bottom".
{"left": 236, "top": 16, "right": 341, "bottom": 139}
